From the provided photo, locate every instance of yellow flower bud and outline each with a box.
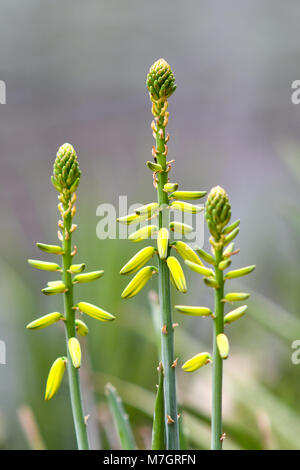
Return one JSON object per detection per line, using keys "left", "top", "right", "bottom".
{"left": 166, "top": 257, "right": 187, "bottom": 293}
{"left": 45, "top": 357, "right": 67, "bottom": 400}
{"left": 182, "top": 352, "right": 212, "bottom": 372}
{"left": 128, "top": 225, "right": 157, "bottom": 242}
{"left": 157, "top": 228, "right": 169, "bottom": 259}
{"left": 224, "top": 305, "right": 248, "bottom": 324}
{"left": 171, "top": 241, "right": 203, "bottom": 266}
{"left": 217, "top": 333, "right": 229, "bottom": 359}
{"left": 75, "top": 302, "right": 115, "bottom": 322}
{"left": 28, "top": 259, "right": 61, "bottom": 272}
{"left": 68, "top": 337, "right": 81, "bottom": 368}
{"left": 169, "top": 221, "right": 193, "bottom": 235}
{"left": 174, "top": 305, "right": 212, "bottom": 317}
{"left": 75, "top": 319, "right": 89, "bottom": 336}
{"left": 121, "top": 266, "right": 158, "bottom": 299}
{"left": 26, "top": 312, "right": 63, "bottom": 330}
{"left": 120, "top": 246, "right": 155, "bottom": 275}
{"left": 170, "top": 201, "right": 203, "bottom": 214}
{"left": 185, "top": 260, "right": 214, "bottom": 277}
{"left": 73, "top": 270, "right": 104, "bottom": 284}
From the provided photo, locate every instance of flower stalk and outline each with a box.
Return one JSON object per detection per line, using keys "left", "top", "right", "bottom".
{"left": 27, "top": 143, "right": 116, "bottom": 450}
{"left": 118, "top": 59, "right": 206, "bottom": 449}
{"left": 181, "top": 185, "right": 255, "bottom": 450}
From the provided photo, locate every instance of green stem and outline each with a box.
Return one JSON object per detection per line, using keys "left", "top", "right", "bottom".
{"left": 154, "top": 103, "right": 179, "bottom": 450}
{"left": 211, "top": 248, "right": 224, "bottom": 450}
{"left": 62, "top": 203, "right": 89, "bottom": 450}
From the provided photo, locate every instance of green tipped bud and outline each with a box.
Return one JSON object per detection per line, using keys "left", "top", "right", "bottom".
{"left": 171, "top": 241, "right": 203, "bottom": 266}
{"left": 120, "top": 246, "right": 155, "bottom": 275}
{"left": 69, "top": 263, "right": 86, "bottom": 274}
{"left": 157, "top": 228, "right": 169, "bottom": 259}
{"left": 146, "top": 59, "right": 176, "bottom": 101}
{"left": 52, "top": 143, "right": 81, "bottom": 193}
{"left": 75, "top": 301, "right": 115, "bottom": 322}
{"left": 205, "top": 186, "right": 231, "bottom": 239}
{"left": 185, "top": 260, "right": 214, "bottom": 277}
{"left": 195, "top": 247, "right": 216, "bottom": 265}
{"left": 175, "top": 305, "right": 213, "bottom": 317}
{"left": 224, "top": 227, "right": 239, "bottom": 246}
{"left": 42, "top": 282, "right": 67, "bottom": 295}
{"left": 223, "top": 219, "right": 240, "bottom": 235}
{"left": 225, "top": 265, "right": 256, "bottom": 280}
{"left": 167, "top": 256, "right": 187, "bottom": 293}
{"left": 182, "top": 352, "right": 212, "bottom": 372}
{"left": 128, "top": 225, "right": 157, "bottom": 242}
{"left": 203, "top": 277, "right": 219, "bottom": 288}
{"left": 164, "top": 182, "right": 179, "bottom": 192}
{"left": 169, "top": 221, "right": 193, "bottom": 235}
{"left": 170, "top": 191, "right": 207, "bottom": 200}
{"left": 36, "top": 243, "right": 64, "bottom": 255}
{"left": 170, "top": 201, "right": 203, "bottom": 214}
{"left": 121, "top": 266, "right": 158, "bottom": 299}
{"left": 218, "top": 259, "right": 231, "bottom": 271}
{"left": 73, "top": 270, "right": 104, "bottom": 284}
{"left": 224, "top": 305, "right": 248, "bottom": 324}
{"left": 147, "top": 161, "right": 163, "bottom": 172}
{"left": 28, "top": 259, "right": 61, "bottom": 272}
{"left": 135, "top": 202, "right": 159, "bottom": 216}
{"left": 26, "top": 312, "right": 64, "bottom": 330}
{"left": 75, "top": 319, "right": 89, "bottom": 336}
{"left": 68, "top": 337, "right": 81, "bottom": 369}
{"left": 117, "top": 213, "right": 148, "bottom": 225}
{"left": 223, "top": 292, "right": 250, "bottom": 303}
{"left": 217, "top": 333, "right": 229, "bottom": 359}
{"left": 45, "top": 357, "right": 67, "bottom": 400}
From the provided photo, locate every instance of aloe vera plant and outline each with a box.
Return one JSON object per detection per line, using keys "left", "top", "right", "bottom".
{"left": 179, "top": 186, "right": 255, "bottom": 449}
{"left": 118, "top": 59, "right": 206, "bottom": 449}
{"left": 27, "top": 143, "right": 116, "bottom": 449}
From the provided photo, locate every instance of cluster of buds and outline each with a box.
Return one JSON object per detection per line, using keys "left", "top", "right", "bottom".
{"left": 27, "top": 143, "right": 115, "bottom": 400}
{"left": 179, "top": 186, "right": 255, "bottom": 372}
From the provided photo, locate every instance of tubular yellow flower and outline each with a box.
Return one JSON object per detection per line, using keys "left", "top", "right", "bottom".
{"left": 42, "top": 282, "right": 67, "bottom": 295}
{"left": 223, "top": 293, "right": 250, "bottom": 303}
{"left": 68, "top": 263, "right": 86, "bottom": 274}
{"left": 224, "top": 265, "right": 256, "bottom": 280}
{"left": 157, "top": 228, "right": 169, "bottom": 259}
{"left": 68, "top": 337, "right": 82, "bottom": 369}
{"left": 36, "top": 243, "right": 64, "bottom": 255}
{"left": 28, "top": 259, "right": 61, "bottom": 272}
{"left": 45, "top": 357, "right": 67, "bottom": 401}
{"left": 117, "top": 213, "right": 148, "bottom": 225}
{"left": 169, "top": 221, "right": 193, "bottom": 235}
{"left": 166, "top": 256, "right": 187, "bottom": 293}
{"left": 164, "top": 182, "right": 178, "bottom": 192}
{"left": 75, "top": 319, "right": 89, "bottom": 336}
{"left": 216, "top": 333, "right": 229, "bottom": 359}
{"left": 26, "top": 312, "right": 63, "bottom": 330}
{"left": 75, "top": 302, "right": 115, "bottom": 322}
{"left": 73, "top": 270, "right": 104, "bottom": 284}
{"left": 185, "top": 260, "right": 214, "bottom": 277}
{"left": 172, "top": 241, "right": 203, "bottom": 266}
{"left": 218, "top": 259, "right": 231, "bottom": 271}
{"left": 170, "top": 191, "right": 207, "bottom": 200}
{"left": 128, "top": 225, "right": 157, "bottom": 242}
{"left": 120, "top": 246, "right": 155, "bottom": 275}
{"left": 224, "top": 305, "right": 248, "bottom": 324}
{"left": 174, "top": 305, "right": 213, "bottom": 317}
{"left": 170, "top": 201, "right": 203, "bottom": 214}
{"left": 135, "top": 202, "right": 159, "bottom": 216}
{"left": 182, "top": 352, "right": 212, "bottom": 372}
{"left": 121, "top": 266, "right": 158, "bottom": 299}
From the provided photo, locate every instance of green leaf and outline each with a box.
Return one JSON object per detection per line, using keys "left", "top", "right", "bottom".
{"left": 151, "top": 364, "right": 165, "bottom": 450}
{"left": 105, "top": 383, "right": 137, "bottom": 450}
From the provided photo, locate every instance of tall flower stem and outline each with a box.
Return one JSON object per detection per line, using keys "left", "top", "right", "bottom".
{"left": 154, "top": 99, "right": 179, "bottom": 449}
{"left": 61, "top": 201, "right": 89, "bottom": 450}
{"left": 211, "top": 247, "right": 224, "bottom": 450}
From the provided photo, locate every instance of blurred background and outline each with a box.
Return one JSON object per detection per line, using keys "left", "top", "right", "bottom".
{"left": 1, "top": 0, "right": 300, "bottom": 449}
